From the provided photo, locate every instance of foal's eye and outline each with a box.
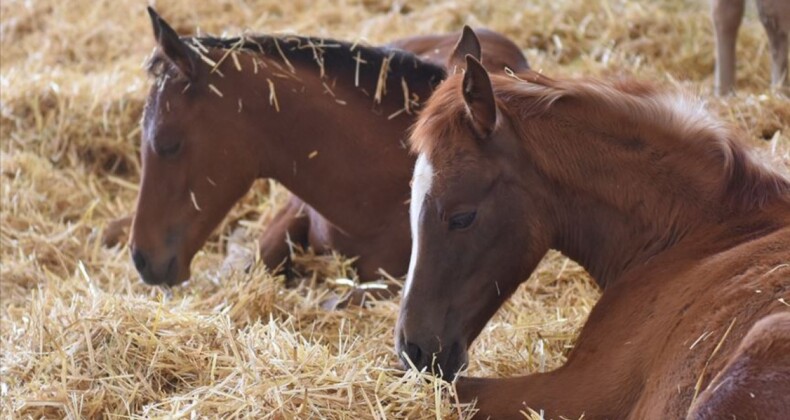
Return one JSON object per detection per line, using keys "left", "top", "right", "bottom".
{"left": 156, "top": 141, "right": 181, "bottom": 157}
{"left": 448, "top": 211, "right": 477, "bottom": 230}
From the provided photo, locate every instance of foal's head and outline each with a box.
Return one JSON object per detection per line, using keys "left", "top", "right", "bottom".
{"left": 396, "top": 57, "right": 553, "bottom": 379}
{"left": 130, "top": 8, "right": 259, "bottom": 285}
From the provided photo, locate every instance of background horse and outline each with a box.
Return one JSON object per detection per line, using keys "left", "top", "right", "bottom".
{"left": 397, "top": 55, "right": 790, "bottom": 418}
{"left": 712, "top": 0, "right": 789, "bottom": 94}
{"left": 131, "top": 8, "right": 528, "bottom": 287}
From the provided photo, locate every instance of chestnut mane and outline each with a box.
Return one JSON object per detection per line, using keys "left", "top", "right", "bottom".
{"left": 411, "top": 70, "right": 790, "bottom": 213}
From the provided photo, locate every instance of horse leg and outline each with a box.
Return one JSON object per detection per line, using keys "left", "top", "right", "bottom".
{"left": 686, "top": 312, "right": 790, "bottom": 420}
{"left": 258, "top": 195, "right": 309, "bottom": 282}
{"left": 456, "top": 361, "right": 637, "bottom": 419}
{"left": 711, "top": 0, "right": 745, "bottom": 95}
{"left": 757, "top": 0, "right": 790, "bottom": 91}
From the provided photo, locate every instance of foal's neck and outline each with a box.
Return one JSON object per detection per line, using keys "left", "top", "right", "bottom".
{"left": 524, "top": 95, "right": 789, "bottom": 287}
{"left": 203, "top": 36, "right": 445, "bottom": 236}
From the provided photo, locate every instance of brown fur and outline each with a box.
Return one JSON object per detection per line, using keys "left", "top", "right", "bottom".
{"left": 397, "top": 63, "right": 790, "bottom": 418}
{"left": 389, "top": 27, "right": 529, "bottom": 74}
{"left": 128, "top": 9, "right": 529, "bottom": 286}
{"left": 688, "top": 312, "right": 790, "bottom": 419}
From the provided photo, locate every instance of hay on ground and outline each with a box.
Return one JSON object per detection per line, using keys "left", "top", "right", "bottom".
{"left": 1, "top": 0, "right": 787, "bottom": 418}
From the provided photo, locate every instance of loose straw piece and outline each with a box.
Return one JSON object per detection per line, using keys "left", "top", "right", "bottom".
{"left": 354, "top": 51, "right": 366, "bottom": 88}
{"left": 272, "top": 38, "right": 296, "bottom": 74}
{"left": 189, "top": 190, "right": 202, "bottom": 211}
{"left": 374, "top": 55, "right": 391, "bottom": 104}
{"left": 208, "top": 84, "right": 224, "bottom": 98}
{"left": 689, "top": 318, "right": 737, "bottom": 409}
{"left": 267, "top": 78, "right": 280, "bottom": 112}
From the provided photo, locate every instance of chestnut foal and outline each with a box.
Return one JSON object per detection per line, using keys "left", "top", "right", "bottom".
{"left": 130, "top": 8, "right": 528, "bottom": 286}
{"left": 397, "top": 56, "right": 790, "bottom": 418}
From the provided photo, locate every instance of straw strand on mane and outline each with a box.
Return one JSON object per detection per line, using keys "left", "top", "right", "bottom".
{"left": 146, "top": 34, "right": 447, "bottom": 94}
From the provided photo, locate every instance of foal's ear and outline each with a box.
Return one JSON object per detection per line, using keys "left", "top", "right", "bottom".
{"left": 448, "top": 26, "right": 482, "bottom": 74}
{"left": 462, "top": 55, "right": 497, "bottom": 138}
{"left": 147, "top": 7, "right": 197, "bottom": 80}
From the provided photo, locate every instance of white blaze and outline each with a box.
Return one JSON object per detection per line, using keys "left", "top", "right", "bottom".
{"left": 404, "top": 153, "right": 434, "bottom": 299}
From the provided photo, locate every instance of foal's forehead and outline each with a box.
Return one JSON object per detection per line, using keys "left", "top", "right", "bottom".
{"left": 142, "top": 58, "right": 197, "bottom": 118}
{"left": 141, "top": 76, "right": 190, "bottom": 142}
{"left": 145, "top": 48, "right": 189, "bottom": 81}
{"left": 423, "top": 148, "right": 491, "bottom": 195}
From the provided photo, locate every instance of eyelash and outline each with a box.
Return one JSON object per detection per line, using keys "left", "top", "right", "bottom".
{"left": 156, "top": 142, "right": 181, "bottom": 157}
{"left": 448, "top": 211, "right": 477, "bottom": 230}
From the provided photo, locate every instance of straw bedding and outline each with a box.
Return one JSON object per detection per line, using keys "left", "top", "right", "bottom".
{"left": 1, "top": 0, "right": 787, "bottom": 418}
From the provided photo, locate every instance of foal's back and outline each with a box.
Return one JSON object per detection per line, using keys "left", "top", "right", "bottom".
{"left": 686, "top": 216, "right": 790, "bottom": 419}
{"left": 389, "top": 28, "right": 530, "bottom": 72}
{"left": 627, "top": 206, "right": 790, "bottom": 418}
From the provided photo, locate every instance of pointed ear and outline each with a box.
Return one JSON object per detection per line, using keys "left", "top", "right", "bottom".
{"left": 147, "top": 7, "right": 197, "bottom": 80}
{"left": 448, "top": 26, "right": 482, "bottom": 74}
{"left": 462, "top": 55, "right": 497, "bottom": 138}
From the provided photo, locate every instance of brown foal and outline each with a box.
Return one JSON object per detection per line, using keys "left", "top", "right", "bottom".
{"left": 397, "top": 56, "right": 790, "bottom": 418}
{"left": 130, "top": 8, "right": 528, "bottom": 286}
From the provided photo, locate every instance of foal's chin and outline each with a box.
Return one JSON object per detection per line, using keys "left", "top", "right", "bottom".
{"left": 437, "top": 347, "right": 469, "bottom": 382}
{"left": 166, "top": 264, "right": 192, "bottom": 287}
{"left": 139, "top": 261, "right": 191, "bottom": 287}
{"left": 397, "top": 341, "right": 469, "bottom": 382}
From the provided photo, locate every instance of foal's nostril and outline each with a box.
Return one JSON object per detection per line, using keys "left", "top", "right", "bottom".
{"left": 402, "top": 341, "right": 425, "bottom": 368}
{"left": 132, "top": 249, "right": 147, "bottom": 272}
{"left": 400, "top": 339, "right": 465, "bottom": 380}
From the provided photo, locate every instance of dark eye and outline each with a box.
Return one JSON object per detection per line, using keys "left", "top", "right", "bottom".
{"left": 156, "top": 141, "right": 181, "bottom": 157}
{"left": 448, "top": 211, "right": 477, "bottom": 230}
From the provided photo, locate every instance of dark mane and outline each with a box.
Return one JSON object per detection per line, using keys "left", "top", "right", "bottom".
{"left": 148, "top": 34, "right": 447, "bottom": 100}
{"left": 197, "top": 34, "right": 436, "bottom": 71}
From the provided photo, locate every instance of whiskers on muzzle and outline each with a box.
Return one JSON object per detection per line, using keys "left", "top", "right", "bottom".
{"left": 131, "top": 246, "right": 181, "bottom": 286}
{"left": 397, "top": 335, "right": 468, "bottom": 381}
